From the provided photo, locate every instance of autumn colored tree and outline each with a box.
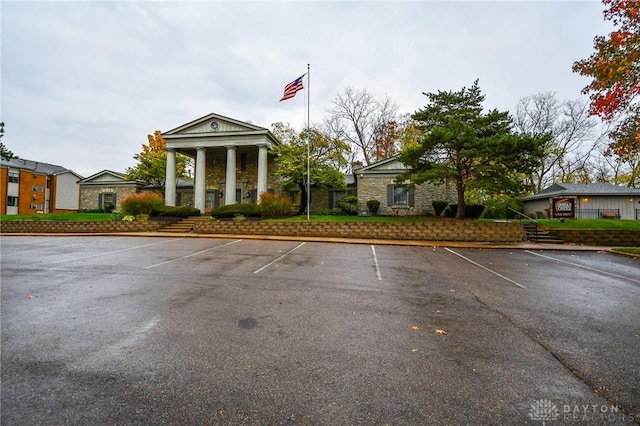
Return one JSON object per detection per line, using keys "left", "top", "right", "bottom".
{"left": 271, "top": 122, "right": 351, "bottom": 216}
{"left": 125, "top": 130, "right": 189, "bottom": 192}
{"left": 573, "top": 0, "right": 639, "bottom": 185}
{"left": 397, "top": 80, "right": 547, "bottom": 219}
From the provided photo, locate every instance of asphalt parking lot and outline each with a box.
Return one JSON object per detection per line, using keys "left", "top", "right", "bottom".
{"left": 1, "top": 236, "right": 639, "bottom": 425}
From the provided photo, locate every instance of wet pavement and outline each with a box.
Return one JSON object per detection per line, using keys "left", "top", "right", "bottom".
{"left": 1, "top": 236, "right": 638, "bottom": 425}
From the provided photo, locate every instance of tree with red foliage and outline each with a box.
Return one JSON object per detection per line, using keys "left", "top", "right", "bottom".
{"left": 573, "top": 0, "right": 639, "bottom": 186}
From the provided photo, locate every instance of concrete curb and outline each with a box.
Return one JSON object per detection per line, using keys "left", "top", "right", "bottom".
{"left": 0, "top": 231, "right": 615, "bottom": 251}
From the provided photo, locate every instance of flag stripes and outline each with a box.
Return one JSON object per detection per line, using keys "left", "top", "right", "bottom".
{"left": 279, "top": 75, "right": 305, "bottom": 101}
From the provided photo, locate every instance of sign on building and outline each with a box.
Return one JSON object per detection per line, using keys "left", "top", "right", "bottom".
{"left": 552, "top": 197, "right": 575, "bottom": 219}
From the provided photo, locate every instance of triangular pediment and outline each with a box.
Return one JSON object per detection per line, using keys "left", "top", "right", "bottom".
{"left": 163, "top": 113, "right": 266, "bottom": 136}
{"left": 358, "top": 156, "right": 407, "bottom": 174}
{"left": 78, "top": 170, "right": 145, "bottom": 186}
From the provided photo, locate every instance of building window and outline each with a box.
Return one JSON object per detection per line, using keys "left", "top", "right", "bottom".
{"left": 31, "top": 185, "right": 43, "bottom": 192}
{"left": 7, "top": 196, "right": 18, "bottom": 206}
{"left": 8, "top": 172, "right": 19, "bottom": 183}
{"left": 99, "top": 192, "right": 116, "bottom": 211}
{"left": 387, "top": 184, "right": 414, "bottom": 207}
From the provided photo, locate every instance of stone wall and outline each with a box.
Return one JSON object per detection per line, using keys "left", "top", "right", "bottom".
{"left": 193, "top": 220, "right": 526, "bottom": 243}
{"left": 550, "top": 229, "right": 640, "bottom": 246}
{"left": 0, "top": 221, "right": 162, "bottom": 234}
{"left": 356, "top": 178, "right": 456, "bottom": 216}
{"left": 80, "top": 186, "right": 138, "bottom": 211}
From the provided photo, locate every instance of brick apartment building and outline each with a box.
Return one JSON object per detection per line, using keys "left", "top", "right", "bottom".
{"left": 0, "top": 158, "right": 83, "bottom": 215}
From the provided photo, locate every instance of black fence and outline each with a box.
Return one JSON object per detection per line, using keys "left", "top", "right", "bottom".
{"left": 575, "top": 209, "right": 621, "bottom": 219}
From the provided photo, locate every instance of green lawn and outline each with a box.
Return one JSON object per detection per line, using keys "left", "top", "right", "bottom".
{"left": 267, "top": 214, "right": 437, "bottom": 223}
{"left": 532, "top": 218, "right": 640, "bottom": 231}
{"left": 611, "top": 247, "right": 640, "bottom": 256}
{"left": 0, "top": 213, "right": 123, "bottom": 222}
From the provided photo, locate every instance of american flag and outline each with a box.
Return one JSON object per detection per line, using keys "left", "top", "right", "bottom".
{"left": 279, "top": 75, "right": 305, "bottom": 101}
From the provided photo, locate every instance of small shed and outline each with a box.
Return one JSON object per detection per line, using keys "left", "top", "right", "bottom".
{"left": 520, "top": 183, "right": 640, "bottom": 220}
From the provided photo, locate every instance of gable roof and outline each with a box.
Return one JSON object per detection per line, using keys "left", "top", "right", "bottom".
{"left": 77, "top": 170, "right": 147, "bottom": 186}
{"left": 1, "top": 157, "right": 80, "bottom": 177}
{"left": 162, "top": 112, "right": 280, "bottom": 145}
{"left": 521, "top": 183, "right": 640, "bottom": 201}
{"left": 354, "top": 156, "right": 407, "bottom": 177}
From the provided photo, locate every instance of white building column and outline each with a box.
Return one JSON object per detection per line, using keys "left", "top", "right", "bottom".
{"left": 165, "top": 148, "right": 176, "bottom": 206}
{"left": 225, "top": 145, "right": 237, "bottom": 205}
{"left": 194, "top": 147, "right": 207, "bottom": 213}
{"left": 257, "top": 144, "right": 268, "bottom": 203}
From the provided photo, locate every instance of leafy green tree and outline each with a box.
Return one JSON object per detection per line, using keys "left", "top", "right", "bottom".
{"left": 271, "top": 122, "right": 351, "bottom": 216}
{"left": 0, "top": 122, "right": 17, "bottom": 161}
{"left": 397, "top": 80, "right": 546, "bottom": 219}
{"left": 125, "top": 130, "right": 189, "bottom": 193}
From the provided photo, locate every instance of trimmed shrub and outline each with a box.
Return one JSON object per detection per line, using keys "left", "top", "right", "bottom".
{"left": 337, "top": 195, "right": 359, "bottom": 215}
{"left": 444, "top": 204, "right": 458, "bottom": 218}
{"left": 120, "top": 192, "right": 164, "bottom": 216}
{"left": 152, "top": 205, "right": 201, "bottom": 218}
{"left": 367, "top": 199, "right": 380, "bottom": 215}
{"left": 211, "top": 203, "right": 262, "bottom": 219}
{"left": 260, "top": 193, "right": 294, "bottom": 218}
{"left": 465, "top": 204, "right": 485, "bottom": 218}
{"left": 432, "top": 200, "right": 449, "bottom": 217}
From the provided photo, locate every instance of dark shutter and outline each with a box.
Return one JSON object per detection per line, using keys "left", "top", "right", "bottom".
{"left": 250, "top": 189, "right": 258, "bottom": 204}
{"left": 387, "top": 185, "right": 394, "bottom": 206}
{"left": 408, "top": 188, "right": 415, "bottom": 207}
{"left": 214, "top": 190, "right": 221, "bottom": 209}
{"left": 98, "top": 193, "right": 103, "bottom": 209}
{"left": 235, "top": 189, "right": 242, "bottom": 203}
{"left": 329, "top": 191, "right": 335, "bottom": 209}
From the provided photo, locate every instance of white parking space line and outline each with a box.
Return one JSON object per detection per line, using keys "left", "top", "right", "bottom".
{"left": 50, "top": 238, "right": 184, "bottom": 264}
{"left": 253, "top": 242, "right": 305, "bottom": 274}
{"left": 371, "top": 245, "right": 382, "bottom": 281}
{"left": 145, "top": 239, "right": 242, "bottom": 269}
{"left": 445, "top": 248, "right": 526, "bottom": 289}
{"left": 525, "top": 250, "right": 640, "bottom": 284}
{"left": 0, "top": 241, "right": 86, "bottom": 258}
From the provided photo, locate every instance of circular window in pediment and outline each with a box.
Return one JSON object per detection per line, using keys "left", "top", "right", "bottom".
{"left": 210, "top": 121, "right": 220, "bottom": 131}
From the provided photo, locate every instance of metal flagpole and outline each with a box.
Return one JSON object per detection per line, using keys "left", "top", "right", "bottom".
{"left": 306, "top": 63, "right": 310, "bottom": 221}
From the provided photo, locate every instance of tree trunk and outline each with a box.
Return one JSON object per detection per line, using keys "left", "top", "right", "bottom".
{"left": 456, "top": 179, "right": 466, "bottom": 219}
{"left": 296, "top": 182, "right": 308, "bottom": 216}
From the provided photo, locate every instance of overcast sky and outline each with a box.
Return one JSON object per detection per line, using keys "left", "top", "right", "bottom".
{"left": 2, "top": 0, "right": 611, "bottom": 178}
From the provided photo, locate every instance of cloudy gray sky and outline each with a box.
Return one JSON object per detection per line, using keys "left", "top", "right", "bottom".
{"left": 2, "top": 0, "right": 610, "bottom": 178}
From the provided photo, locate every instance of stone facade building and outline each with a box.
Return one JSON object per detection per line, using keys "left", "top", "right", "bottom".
{"left": 162, "top": 113, "right": 281, "bottom": 214}
{"left": 354, "top": 157, "right": 456, "bottom": 216}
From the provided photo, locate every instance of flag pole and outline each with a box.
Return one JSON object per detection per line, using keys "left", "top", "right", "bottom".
{"left": 306, "top": 63, "right": 310, "bottom": 221}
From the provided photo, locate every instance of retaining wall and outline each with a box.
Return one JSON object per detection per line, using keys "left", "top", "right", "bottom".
{"left": 0, "top": 221, "right": 162, "bottom": 234}
{"left": 193, "top": 220, "right": 527, "bottom": 242}
{"left": 550, "top": 229, "right": 640, "bottom": 247}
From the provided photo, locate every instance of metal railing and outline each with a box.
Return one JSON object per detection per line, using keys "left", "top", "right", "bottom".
{"left": 507, "top": 207, "right": 538, "bottom": 240}
{"left": 575, "top": 209, "right": 620, "bottom": 219}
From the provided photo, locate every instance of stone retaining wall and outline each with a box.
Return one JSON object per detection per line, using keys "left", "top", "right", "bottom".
{"left": 550, "top": 229, "right": 640, "bottom": 246}
{"left": 0, "top": 221, "right": 162, "bottom": 234}
{"left": 193, "top": 220, "right": 527, "bottom": 242}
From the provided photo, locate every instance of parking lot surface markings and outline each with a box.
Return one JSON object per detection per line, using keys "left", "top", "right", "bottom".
{"left": 253, "top": 242, "right": 306, "bottom": 274}
{"left": 145, "top": 239, "right": 242, "bottom": 269}
{"left": 371, "top": 245, "right": 382, "bottom": 281}
{"left": 445, "top": 247, "right": 526, "bottom": 289}
{"left": 524, "top": 250, "right": 640, "bottom": 284}
{"left": 50, "top": 237, "right": 184, "bottom": 264}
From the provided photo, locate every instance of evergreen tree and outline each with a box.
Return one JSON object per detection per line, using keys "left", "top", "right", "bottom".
{"left": 397, "top": 80, "right": 547, "bottom": 219}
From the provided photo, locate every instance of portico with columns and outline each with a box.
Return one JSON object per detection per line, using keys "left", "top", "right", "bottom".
{"left": 162, "top": 113, "right": 281, "bottom": 214}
